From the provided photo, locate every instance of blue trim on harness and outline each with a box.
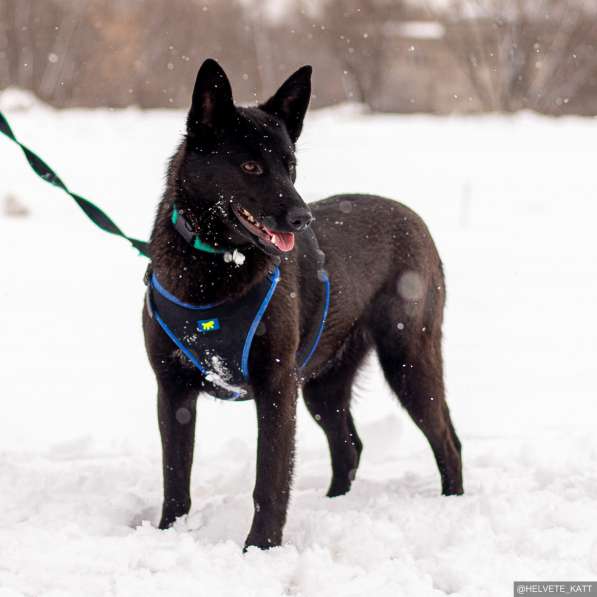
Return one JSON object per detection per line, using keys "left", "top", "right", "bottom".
{"left": 152, "top": 310, "right": 206, "bottom": 375}
{"left": 300, "top": 270, "right": 331, "bottom": 369}
{"left": 151, "top": 273, "right": 221, "bottom": 310}
{"left": 241, "top": 266, "right": 281, "bottom": 379}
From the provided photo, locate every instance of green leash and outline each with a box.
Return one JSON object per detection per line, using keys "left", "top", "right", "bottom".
{"left": 0, "top": 110, "right": 150, "bottom": 258}
{"left": 0, "top": 110, "right": 231, "bottom": 258}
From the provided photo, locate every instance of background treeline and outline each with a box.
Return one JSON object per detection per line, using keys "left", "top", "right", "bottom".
{"left": 1, "top": 0, "right": 597, "bottom": 115}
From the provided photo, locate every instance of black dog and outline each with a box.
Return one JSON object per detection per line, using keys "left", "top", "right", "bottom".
{"left": 143, "top": 59, "right": 463, "bottom": 550}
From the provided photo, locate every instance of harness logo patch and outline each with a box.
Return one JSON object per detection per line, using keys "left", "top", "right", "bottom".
{"left": 197, "top": 318, "right": 220, "bottom": 333}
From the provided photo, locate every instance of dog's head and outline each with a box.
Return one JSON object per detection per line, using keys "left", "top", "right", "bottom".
{"left": 173, "top": 59, "right": 313, "bottom": 256}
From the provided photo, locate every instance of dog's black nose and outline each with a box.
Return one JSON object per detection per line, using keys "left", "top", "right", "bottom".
{"left": 286, "top": 207, "right": 313, "bottom": 231}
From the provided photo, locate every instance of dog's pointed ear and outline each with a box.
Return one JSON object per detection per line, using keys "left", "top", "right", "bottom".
{"left": 260, "top": 65, "right": 312, "bottom": 143}
{"left": 187, "top": 59, "right": 234, "bottom": 135}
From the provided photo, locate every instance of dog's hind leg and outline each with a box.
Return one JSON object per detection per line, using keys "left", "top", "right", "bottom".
{"left": 303, "top": 328, "right": 370, "bottom": 497}
{"left": 372, "top": 305, "right": 463, "bottom": 496}
{"left": 157, "top": 382, "right": 199, "bottom": 529}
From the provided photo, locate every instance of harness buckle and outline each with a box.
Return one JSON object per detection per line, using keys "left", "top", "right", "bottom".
{"left": 172, "top": 209, "right": 196, "bottom": 245}
{"left": 143, "top": 263, "right": 153, "bottom": 286}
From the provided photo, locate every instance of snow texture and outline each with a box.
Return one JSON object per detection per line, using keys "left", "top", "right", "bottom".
{"left": 1, "top": 102, "right": 597, "bottom": 596}
{"left": 205, "top": 354, "right": 246, "bottom": 397}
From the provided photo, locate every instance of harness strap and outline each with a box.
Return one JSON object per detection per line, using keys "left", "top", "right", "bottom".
{"left": 240, "top": 266, "right": 281, "bottom": 378}
{"left": 0, "top": 110, "right": 150, "bottom": 258}
{"left": 296, "top": 226, "right": 330, "bottom": 370}
{"left": 299, "top": 269, "right": 330, "bottom": 369}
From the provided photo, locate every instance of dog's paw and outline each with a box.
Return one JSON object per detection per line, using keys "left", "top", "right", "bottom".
{"left": 158, "top": 516, "right": 174, "bottom": 530}
{"left": 326, "top": 484, "right": 351, "bottom": 498}
{"left": 326, "top": 471, "right": 356, "bottom": 497}
{"left": 158, "top": 510, "right": 189, "bottom": 530}
{"left": 243, "top": 534, "right": 281, "bottom": 552}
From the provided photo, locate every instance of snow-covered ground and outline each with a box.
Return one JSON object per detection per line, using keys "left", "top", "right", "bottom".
{"left": 1, "top": 99, "right": 596, "bottom": 597}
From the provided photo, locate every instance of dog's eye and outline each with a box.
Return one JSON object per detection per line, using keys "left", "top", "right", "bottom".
{"left": 241, "top": 161, "right": 263, "bottom": 175}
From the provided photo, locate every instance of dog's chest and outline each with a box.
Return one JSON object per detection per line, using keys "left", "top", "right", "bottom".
{"left": 147, "top": 260, "right": 330, "bottom": 401}
{"left": 147, "top": 268, "right": 280, "bottom": 401}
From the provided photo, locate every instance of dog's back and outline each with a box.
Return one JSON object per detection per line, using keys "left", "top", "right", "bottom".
{"left": 296, "top": 194, "right": 444, "bottom": 376}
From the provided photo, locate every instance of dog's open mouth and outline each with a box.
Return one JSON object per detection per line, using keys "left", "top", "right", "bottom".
{"left": 232, "top": 205, "right": 295, "bottom": 253}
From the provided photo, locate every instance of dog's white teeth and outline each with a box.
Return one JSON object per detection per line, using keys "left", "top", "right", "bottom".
{"left": 238, "top": 206, "right": 265, "bottom": 230}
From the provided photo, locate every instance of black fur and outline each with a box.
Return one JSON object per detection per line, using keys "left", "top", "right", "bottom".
{"left": 143, "top": 59, "right": 463, "bottom": 550}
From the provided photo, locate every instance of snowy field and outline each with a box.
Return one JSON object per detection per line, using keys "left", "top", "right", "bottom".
{"left": 1, "top": 95, "right": 597, "bottom": 596}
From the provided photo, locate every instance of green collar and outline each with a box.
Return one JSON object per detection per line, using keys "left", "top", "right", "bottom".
{"left": 171, "top": 206, "right": 228, "bottom": 254}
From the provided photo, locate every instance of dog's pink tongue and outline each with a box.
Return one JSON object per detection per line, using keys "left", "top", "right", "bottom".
{"left": 271, "top": 232, "right": 295, "bottom": 252}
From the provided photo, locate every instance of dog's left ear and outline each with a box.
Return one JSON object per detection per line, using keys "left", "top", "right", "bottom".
{"left": 187, "top": 59, "right": 235, "bottom": 137}
{"left": 260, "top": 65, "right": 312, "bottom": 143}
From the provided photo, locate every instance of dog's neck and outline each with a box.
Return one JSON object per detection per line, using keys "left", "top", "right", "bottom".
{"left": 149, "top": 201, "right": 275, "bottom": 305}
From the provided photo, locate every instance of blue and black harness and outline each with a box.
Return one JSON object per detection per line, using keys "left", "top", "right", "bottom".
{"left": 146, "top": 213, "right": 330, "bottom": 401}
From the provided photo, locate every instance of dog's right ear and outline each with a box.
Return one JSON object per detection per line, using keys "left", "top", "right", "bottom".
{"left": 260, "top": 65, "right": 312, "bottom": 143}
{"left": 187, "top": 59, "right": 234, "bottom": 137}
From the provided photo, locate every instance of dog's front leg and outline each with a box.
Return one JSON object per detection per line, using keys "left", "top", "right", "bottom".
{"left": 157, "top": 382, "right": 198, "bottom": 529}
{"left": 245, "top": 371, "right": 298, "bottom": 550}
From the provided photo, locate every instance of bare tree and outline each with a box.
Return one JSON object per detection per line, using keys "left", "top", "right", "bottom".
{"left": 2, "top": 0, "right": 597, "bottom": 115}
{"left": 318, "top": 0, "right": 410, "bottom": 109}
{"left": 0, "top": 0, "right": 256, "bottom": 108}
{"left": 439, "top": 0, "right": 597, "bottom": 113}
